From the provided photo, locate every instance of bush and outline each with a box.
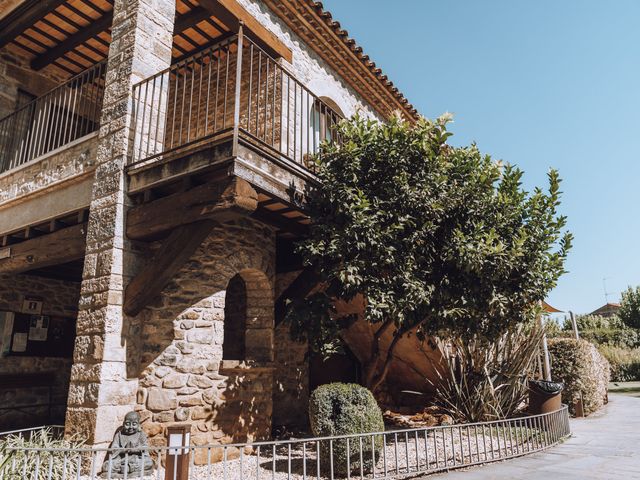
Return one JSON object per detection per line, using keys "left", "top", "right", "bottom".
{"left": 551, "top": 325, "right": 640, "bottom": 349}
{"left": 309, "top": 383, "right": 384, "bottom": 477}
{"left": 580, "top": 328, "right": 640, "bottom": 348}
{"left": 548, "top": 338, "right": 610, "bottom": 415}
{"left": 562, "top": 314, "right": 626, "bottom": 331}
{"left": 599, "top": 345, "right": 640, "bottom": 382}
{"left": 433, "top": 324, "right": 544, "bottom": 422}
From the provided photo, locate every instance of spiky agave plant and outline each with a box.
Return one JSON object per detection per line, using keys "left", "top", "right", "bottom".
{"left": 0, "top": 428, "right": 85, "bottom": 480}
{"left": 431, "top": 324, "right": 545, "bottom": 422}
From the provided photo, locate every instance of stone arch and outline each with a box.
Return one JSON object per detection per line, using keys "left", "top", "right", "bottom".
{"left": 222, "top": 268, "right": 274, "bottom": 363}
{"left": 306, "top": 78, "right": 351, "bottom": 117}
{"left": 318, "top": 95, "right": 346, "bottom": 118}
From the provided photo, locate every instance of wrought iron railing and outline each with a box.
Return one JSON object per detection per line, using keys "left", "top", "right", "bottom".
{"left": 0, "top": 62, "right": 106, "bottom": 174}
{"left": 131, "top": 31, "right": 342, "bottom": 170}
{"left": 0, "top": 406, "right": 570, "bottom": 479}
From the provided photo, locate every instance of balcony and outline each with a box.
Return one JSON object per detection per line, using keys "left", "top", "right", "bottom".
{"left": 0, "top": 62, "right": 106, "bottom": 174}
{"left": 128, "top": 32, "right": 342, "bottom": 199}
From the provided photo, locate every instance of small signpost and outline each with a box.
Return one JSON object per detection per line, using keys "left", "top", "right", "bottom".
{"left": 165, "top": 425, "right": 191, "bottom": 480}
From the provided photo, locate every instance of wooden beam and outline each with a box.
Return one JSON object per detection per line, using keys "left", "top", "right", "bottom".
{"left": 0, "top": 0, "right": 67, "bottom": 49}
{"left": 199, "top": 0, "right": 292, "bottom": 63}
{"left": 30, "top": 4, "right": 218, "bottom": 71}
{"left": 0, "top": 223, "right": 86, "bottom": 274}
{"left": 127, "top": 177, "right": 258, "bottom": 240}
{"left": 31, "top": 12, "right": 113, "bottom": 70}
{"left": 124, "top": 220, "right": 215, "bottom": 316}
{"left": 174, "top": 6, "right": 212, "bottom": 34}
{"left": 274, "top": 266, "right": 319, "bottom": 325}
{"left": 252, "top": 208, "right": 308, "bottom": 237}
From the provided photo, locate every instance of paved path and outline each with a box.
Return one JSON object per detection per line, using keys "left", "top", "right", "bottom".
{"left": 428, "top": 394, "right": 640, "bottom": 479}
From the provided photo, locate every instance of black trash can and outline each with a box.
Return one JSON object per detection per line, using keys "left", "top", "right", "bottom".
{"left": 528, "top": 379, "right": 564, "bottom": 414}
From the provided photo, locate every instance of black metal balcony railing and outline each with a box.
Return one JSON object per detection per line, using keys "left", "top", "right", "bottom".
{"left": 0, "top": 61, "right": 107, "bottom": 174}
{"left": 131, "top": 32, "right": 342, "bottom": 170}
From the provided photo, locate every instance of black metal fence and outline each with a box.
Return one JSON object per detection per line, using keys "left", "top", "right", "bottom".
{"left": 0, "top": 406, "right": 571, "bottom": 479}
{"left": 0, "top": 61, "right": 106, "bottom": 174}
{"left": 131, "top": 31, "right": 342, "bottom": 170}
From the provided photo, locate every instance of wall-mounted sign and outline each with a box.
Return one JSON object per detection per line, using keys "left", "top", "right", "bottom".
{"left": 21, "top": 298, "right": 43, "bottom": 315}
{"left": 12, "top": 332, "right": 27, "bottom": 352}
{"left": 0, "top": 247, "right": 10, "bottom": 260}
{"left": 28, "top": 315, "right": 49, "bottom": 341}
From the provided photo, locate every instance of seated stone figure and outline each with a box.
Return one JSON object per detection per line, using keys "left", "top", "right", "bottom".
{"left": 101, "top": 411, "right": 154, "bottom": 477}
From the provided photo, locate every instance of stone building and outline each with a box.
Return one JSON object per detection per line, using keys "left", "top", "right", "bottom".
{"left": 0, "top": 0, "right": 424, "bottom": 451}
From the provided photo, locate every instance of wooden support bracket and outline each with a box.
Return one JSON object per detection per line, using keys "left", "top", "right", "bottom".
{"left": 124, "top": 220, "right": 216, "bottom": 316}
{"left": 126, "top": 177, "right": 258, "bottom": 240}
{"left": 124, "top": 177, "right": 259, "bottom": 315}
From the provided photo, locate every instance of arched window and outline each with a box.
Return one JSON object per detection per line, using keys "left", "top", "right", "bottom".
{"left": 310, "top": 96, "right": 344, "bottom": 152}
{"left": 223, "top": 274, "right": 247, "bottom": 360}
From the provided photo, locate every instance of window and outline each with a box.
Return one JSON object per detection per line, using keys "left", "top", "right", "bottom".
{"left": 222, "top": 274, "right": 247, "bottom": 360}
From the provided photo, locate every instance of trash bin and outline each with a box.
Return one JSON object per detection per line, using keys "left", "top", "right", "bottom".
{"left": 528, "top": 379, "right": 564, "bottom": 414}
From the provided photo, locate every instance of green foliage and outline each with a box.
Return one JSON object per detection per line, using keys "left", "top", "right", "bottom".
{"left": 619, "top": 286, "right": 640, "bottom": 329}
{"left": 563, "top": 314, "right": 626, "bottom": 331}
{"left": 551, "top": 327, "right": 640, "bottom": 349}
{"left": 580, "top": 329, "right": 640, "bottom": 349}
{"left": 548, "top": 338, "right": 610, "bottom": 416}
{"left": 287, "top": 114, "right": 572, "bottom": 388}
{"left": 0, "top": 428, "right": 85, "bottom": 480}
{"left": 599, "top": 345, "right": 640, "bottom": 382}
{"left": 309, "top": 383, "right": 384, "bottom": 476}
{"left": 432, "top": 324, "right": 544, "bottom": 422}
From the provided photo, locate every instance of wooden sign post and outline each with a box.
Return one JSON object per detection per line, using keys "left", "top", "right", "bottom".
{"left": 165, "top": 425, "right": 191, "bottom": 480}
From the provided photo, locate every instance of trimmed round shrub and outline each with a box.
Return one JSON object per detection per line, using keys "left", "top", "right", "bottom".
{"left": 548, "top": 338, "right": 610, "bottom": 416}
{"left": 309, "top": 383, "right": 384, "bottom": 477}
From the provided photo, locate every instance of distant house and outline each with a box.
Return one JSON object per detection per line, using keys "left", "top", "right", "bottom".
{"left": 589, "top": 303, "right": 621, "bottom": 318}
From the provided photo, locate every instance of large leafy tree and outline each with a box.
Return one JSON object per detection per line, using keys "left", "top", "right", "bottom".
{"left": 286, "top": 115, "right": 572, "bottom": 392}
{"left": 619, "top": 286, "right": 640, "bottom": 329}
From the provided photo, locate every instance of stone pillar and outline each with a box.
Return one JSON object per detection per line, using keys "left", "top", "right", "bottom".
{"left": 65, "top": 0, "right": 175, "bottom": 446}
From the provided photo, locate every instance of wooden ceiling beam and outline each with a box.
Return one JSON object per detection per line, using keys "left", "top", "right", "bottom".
{"left": 199, "top": 0, "right": 292, "bottom": 63}
{"left": 251, "top": 207, "right": 309, "bottom": 237}
{"left": 174, "top": 6, "right": 212, "bottom": 34}
{"left": 0, "top": 223, "right": 87, "bottom": 275}
{"left": 31, "top": 12, "right": 113, "bottom": 70}
{"left": 0, "top": 0, "right": 68, "bottom": 49}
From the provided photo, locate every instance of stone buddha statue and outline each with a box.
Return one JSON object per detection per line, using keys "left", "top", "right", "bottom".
{"left": 101, "top": 411, "right": 154, "bottom": 477}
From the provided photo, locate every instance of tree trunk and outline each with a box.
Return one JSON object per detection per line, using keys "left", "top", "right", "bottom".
{"left": 361, "top": 321, "right": 406, "bottom": 394}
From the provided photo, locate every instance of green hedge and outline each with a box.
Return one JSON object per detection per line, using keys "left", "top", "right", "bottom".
{"left": 599, "top": 345, "right": 640, "bottom": 382}
{"left": 548, "top": 338, "right": 610, "bottom": 416}
{"left": 309, "top": 383, "right": 384, "bottom": 477}
{"left": 550, "top": 328, "right": 640, "bottom": 349}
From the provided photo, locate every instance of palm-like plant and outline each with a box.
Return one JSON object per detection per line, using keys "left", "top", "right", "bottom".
{"left": 0, "top": 428, "right": 85, "bottom": 480}
{"left": 432, "top": 324, "right": 545, "bottom": 422}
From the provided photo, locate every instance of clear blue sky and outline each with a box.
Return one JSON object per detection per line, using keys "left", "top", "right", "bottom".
{"left": 322, "top": 0, "right": 640, "bottom": 315}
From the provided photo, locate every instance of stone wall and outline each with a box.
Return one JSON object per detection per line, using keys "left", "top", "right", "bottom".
{"left": 0, "top": 53, "right": 61, "bottom": 119}
{"left": 0, "top": 134, "right": 97, "bottom": 208}
{"left": 0, "top": 273, "right": 80, "bottom": 429}
{"left": 135, "top": 217, "right": 276, "bottom": 462}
